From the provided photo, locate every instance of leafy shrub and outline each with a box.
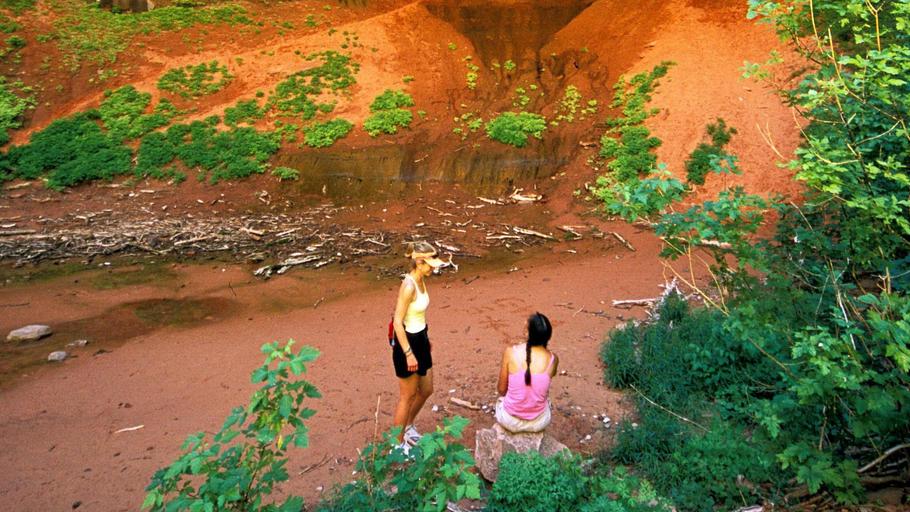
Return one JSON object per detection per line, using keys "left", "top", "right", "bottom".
{"left": 142, "top": 341, "right": 320, "bottom": 511}
{"left": 317, "top": 416, "right": 482, "bottom": 512}
{"left": 157, "top": 61, "right": 233, "bottom": 99}
{"left": 363, "top": 89, "right": 414, "bottom": 137}
{"left": 5, "top": 34, "right": 24, "bottom": 49}
{"left": 271, "top": 166, "right": 298, "bottom": 181}
{"left": 489, "top": 453, "right": 672, "bottom": 512}
{"left": 590, "top": 63, "right": 682, "bottom": 220}
{"left": 582, "top": 466, "right": 673, "bottom": 512}
{"left": 267, "top": 51, "right": 356, "bottom": 121}
{"left": 4, "top": 112, "right": 131, "bottom": 189}
{"left": 223, "top": 99, "right": 263, "bottom": 127}
{"left": 0, "top": 77, "right": 34, "bottom": 146}
{"left": 592, "top": 166, "right": 686, "bottom": 222}
{"left": 488, "top": 452, "right": 587, "bottom": 512}
{"left": 99, "top": 85, "right": 173, "bottom": 141}
{"left": 302, "top": 118, "right": 352, "bottom": 147}
{"left": 52, "top": 4, "right": 253, "bottom": 69}
{"left": 685, "top": 119, "right": 737, "bottom": 185}
{"left": 134, "top": 131, "right": 177, "bottom": 179}
{"left": 0, "top": 14, "right": 21, "bottom": 33}
{"left": 484, "top": 112, "right": 546, "bottom": 147}
{"left": 601, "top": 296, "right": 791, "bottom": 507}
{"left": 369, "top": 89, "right": 413, "bottom": 112}
{"left": 364, "top": 108, "right": 412, "bottom": 137}
{"left": 160, "top": 118, "right": 280, "bottom": 183}
{"left": 0, "top": 0, "right": 35, "bottom": 15}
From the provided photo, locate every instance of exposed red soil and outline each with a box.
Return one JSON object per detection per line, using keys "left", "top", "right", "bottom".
{"left": 0, "top": 0, "right": 809, "bottom": 510}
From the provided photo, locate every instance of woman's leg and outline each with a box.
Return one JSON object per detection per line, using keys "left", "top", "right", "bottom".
{"left": 394, "top": 374, "right": 419, "bottom": 443}
{"left": 405, "top": 369, "right": 434, "bottom": 428}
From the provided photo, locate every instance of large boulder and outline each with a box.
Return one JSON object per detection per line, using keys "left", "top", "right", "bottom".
{"left": 6, "top": 325, "right": 52, "bottom": 343}
{"left": 474, "top": 423, "right": 568, "bottom": 482}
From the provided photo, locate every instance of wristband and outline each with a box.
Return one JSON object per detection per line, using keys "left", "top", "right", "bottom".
{"left": 404, "top": 348, "right": 413, "bottom": 356}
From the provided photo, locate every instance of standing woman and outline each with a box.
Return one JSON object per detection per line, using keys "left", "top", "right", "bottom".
{"left": 391, "top": 241, "right": 448, "bottom": 453}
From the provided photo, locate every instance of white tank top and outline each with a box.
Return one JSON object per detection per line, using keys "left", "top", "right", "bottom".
{"left": 403, "top": 275, "right": 429, "bottom": 333}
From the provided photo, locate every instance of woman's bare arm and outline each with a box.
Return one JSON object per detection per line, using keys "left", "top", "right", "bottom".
{"left": 393, "top": 279, "right": 415, "bottom": 348}
{"left": 549, "top": 352, "right": 560, "bottom": 378}
{"left": 497, "top": 347, "right": 511, "bottom": 396}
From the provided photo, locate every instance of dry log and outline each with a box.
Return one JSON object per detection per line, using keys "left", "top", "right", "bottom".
{"left": 610, "top": 231, "right": 636, "bottom": 251}
{"left": 449, "top": 397, "right": 481, "bottom": 410}
{"left": 513, "top": 226, "right": 555, "bottom": 240}
{"left": 612, "top": 298, "right": 657, "bottom": 308}
{"left": 0, "top": 229, "right": 36, "bottom": 236}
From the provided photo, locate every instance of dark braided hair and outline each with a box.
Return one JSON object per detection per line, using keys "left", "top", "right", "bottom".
{"left": 524, "top": 312, "right": 552, "bottom": 385}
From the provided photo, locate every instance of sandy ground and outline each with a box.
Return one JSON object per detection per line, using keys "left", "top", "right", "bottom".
{"left": 0, "top": 228, "right": 672, "bottom": 511}
{"left": 0, "top": 0, "right": 807, "bottom": 509}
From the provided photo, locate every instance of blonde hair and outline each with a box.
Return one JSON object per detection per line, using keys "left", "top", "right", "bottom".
{"left": 405, "top": 241, "right": 437, "bottom": 270}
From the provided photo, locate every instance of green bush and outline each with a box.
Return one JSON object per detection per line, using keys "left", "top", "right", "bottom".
{"left": 157, "top": 61, "right": 233, "bottom": 99}
{"left": 134, "top": 131, "right": 177, "bottom": 179}
{"left": 162, "top": 118, "right": 280, "bottom": 183}
{"left": 99, "top": 85, "right": 173, "bottom": 141}
{"left": 143, "top": 341, "right": 320, "bottom": 511}
{"left": 484, "top": 112, "right": 546, "bottom": 147}
{"left": 489, "top": 454, "right": 672, "bottom": 512}
{"left": 267, "top": 51, "right": 356, "bottom": 122}
{"left": 362, "top": 89, "right": 414, "bottom": 137}
{"left": 317, "top": 416, "right": 481, "bottom": 512}
{"left": 685, "top": 119, "right": 737, "bottom": 185}
{"left": 302, "top": 118, "right": 352, "bottom": 147}
{"left": 52, "top": 4, "right": 253, "bottom": 69}
{"left": 0, "top": 14, "right": 21, "bottom": 33}
{"left": 488, "top": 452, "right": 587, "bottom": 512}
{"left": 5, "top": 34, "right": 24, "bottom": 49}
{"left": 0, "top": 0, "right": 35, "bottom": 15}
{"left": 363, "top": 109, "right": 412, "bottom": 137}
{"left": 271, "top": 166, "right": 298, "bottom": 181}
{"left": 590, "top": 63, "right": 683, "bottom": 220}
{"left": 0, "top": 77, "right": 34, "bottom": 146}
{"left": 369, "top": 89, "right": 413, "bottom": 112}
{"left": 223, "top": 99, "right": 263, "bottom": 127}
{"left": 4, "top": 112, "right": 132, "bottom": 188}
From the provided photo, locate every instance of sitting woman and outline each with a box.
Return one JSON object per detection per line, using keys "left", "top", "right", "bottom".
{"left": 495, "top": 312, "right": 558, "bottom": 433}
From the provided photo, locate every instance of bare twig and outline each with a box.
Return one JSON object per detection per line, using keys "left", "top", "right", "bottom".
{"left": 858, "top": 443, "right": 910, "bottom": 474}
{"left": 631, "top": 385, "right": 710, "bottom": 432}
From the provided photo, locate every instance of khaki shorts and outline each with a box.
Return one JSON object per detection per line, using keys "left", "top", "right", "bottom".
{"left": 495, "top": 397, "right": 551, "bottom": 433}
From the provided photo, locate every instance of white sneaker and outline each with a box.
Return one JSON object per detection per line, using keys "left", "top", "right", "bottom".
{"left": 404, "top": 425, "right": 422, "bottom": 446}
{"left": 394, "top": 442, "right": 412, "bottom": 457}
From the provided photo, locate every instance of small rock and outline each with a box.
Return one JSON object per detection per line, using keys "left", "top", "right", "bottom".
{"left": 67, "top": 339, "right": 89, "bottom": 348}
{"left": 431, "top": 405, "right": 439, "bottom": 413}
{"left": 7, "top": 324, "right": 53, "bottom": 343}
{"left": 48, "top": 351, "right": 68, "bottom": 362}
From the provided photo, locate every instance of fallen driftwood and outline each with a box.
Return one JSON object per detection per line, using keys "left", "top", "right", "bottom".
{"left": 449, "top": 397, "right": 481, "bottom": 410}
{"left": 114, "top": 425, "right": 145, "bottom": 434}
{"left": 509, "top": 188, "right": 542, "bottom": 203}
{"left": 612, "top": 279, "right": 683, "bottom": 310}
{"left": 0, "top": 201, "right": 559, "bottom": 276}
{"left": 513, "top": 226, "right": 555, "bottom": 240}
{"left": 610, "top": 232, "right": 635, "bottom": 251}
{"left": 612, "top": 298, "right": 657, "bottom": 308}
{"left": 558, "top": 225, "right": 584, "bottom": 239}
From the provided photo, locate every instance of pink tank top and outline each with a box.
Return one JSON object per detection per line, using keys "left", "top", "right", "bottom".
{"left": 502, "top": 345, "right": 555, "bottom": 420}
